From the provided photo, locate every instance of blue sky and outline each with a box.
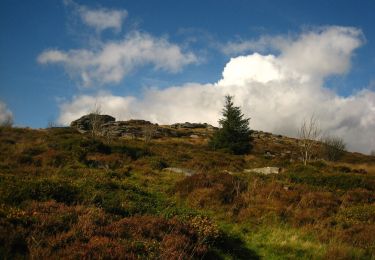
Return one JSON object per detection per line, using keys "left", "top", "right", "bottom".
{"left": 1, "top": 0, "right": 375, "bottom": 153}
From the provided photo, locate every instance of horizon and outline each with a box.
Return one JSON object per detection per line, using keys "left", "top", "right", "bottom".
{"left": 1, "top": 0, "right": 375, "bottom": 154}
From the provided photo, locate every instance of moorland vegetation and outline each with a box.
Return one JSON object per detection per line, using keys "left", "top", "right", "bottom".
{"left": 0, "top": 98, "right": 375, "bottom": 259}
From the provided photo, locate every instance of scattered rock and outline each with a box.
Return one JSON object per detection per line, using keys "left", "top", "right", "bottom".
{"left": 264, "top": 151, "right": 276, "bottom": 158}
{"left": 223, "top": 170, "right": 234, "bottom": 175}
{"left": 244, "top": 167, "right": 282, "bottom": 175}
{"left": 190, "top": 134, "right": 199, "bottom": 139}
{"left": 101, "top": 120, "right": 161, "bottom": 138}
{"left": 163, "top": 167, "right": 195, "bottom": 176}
{"left": 71, "top": 114, "right": 180, "bottom": 139}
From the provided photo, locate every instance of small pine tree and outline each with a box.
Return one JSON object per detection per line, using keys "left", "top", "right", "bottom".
{"left": 209, "top": 95, "right": 252, "bottom": 154}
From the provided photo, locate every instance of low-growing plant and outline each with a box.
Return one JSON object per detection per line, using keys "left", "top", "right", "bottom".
{"left": 175, "top": 173, "right": 247, "bottom": 207}
{"left": 0, "top": 178, "right": 81, "bottom": 205}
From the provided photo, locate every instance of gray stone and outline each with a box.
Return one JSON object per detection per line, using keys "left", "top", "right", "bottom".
{"left": 244, "top": 167, "right": 282, "bottom": 175}
{"left": 70, "top": 114, "right": 215, "bottom": 139}
{"left": 101, "top": 120, "right": 179, "bottom": 139}
{"left": 163, "top": 167, "right": 194, "bottom": 176}
{"left": 70, "top": 114, "right": 115, "bottom": 133}
{"left": 171, "top": 122, "right": 215, "bottom": 129}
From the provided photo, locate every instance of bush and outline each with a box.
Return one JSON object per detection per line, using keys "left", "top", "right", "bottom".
{"left": 150, "top": 157, "right": 169, "bottom": 170}
{"left": 0, "top": 178, "right": 81, "bottom": 205}
{"left": 322, "top": 136, "right": 346, "bottom": 161}
{"left": 175, "top": 173, "right": 247, "bottom": 205}
{"left": 335, "top": 205, "right": 375, "bottom": 225}
{"left": 286, "top": 171, "right": 375, "bottom": 191}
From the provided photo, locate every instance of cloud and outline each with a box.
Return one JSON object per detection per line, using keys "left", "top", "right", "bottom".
{"left": 64, "top": 0, "right": 127, "bottom": 33}
{"left": 0, "top": 101, "right": 13, "bottom": 125}
{"left": 278, "top": 26, "right": 363, "bottom": 81}
{"left": 219, "top": 35, "right": 286, "bottom": 55}
{"left": 57, "top": 86, "right": 222, "bottom": 126}
{"left": 38, "top": 31, "right": 198, "bottom": 86}
{"left": 58, "top": 26, "right": 375, "bottom": 154}
{"left": 79, "top": 7, "right": 127, "bottom": 33}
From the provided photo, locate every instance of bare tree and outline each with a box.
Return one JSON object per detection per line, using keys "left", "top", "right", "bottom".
{"left": 0, "top": 114, "right": 13, "bottom": 128}
{"left": 90, "top": 102, "right": 102, "bottom": 138}
{"left": 47, "top": 120, "right": 58, "bottom": 128}
{"left": 298, "top": 115, "right": 321, "bottom": 165}
{"left": 143, "top": 124, "right": 157, "bottom": 144}
{"left": 371, "top": 150, "right": 375, "bottom": 156}
{"left": 322, "top": 135, "right": 346, "bottom": 161}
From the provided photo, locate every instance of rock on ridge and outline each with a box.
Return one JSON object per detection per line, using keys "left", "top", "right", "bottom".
{"left": 70, "top": 114, "right": 218, "bottom": 139}
{"left": 70, "top": 114, "right": 115, "bottom": 133}
{"left": 171, "top": 122, "right": 216, "bottom": 130}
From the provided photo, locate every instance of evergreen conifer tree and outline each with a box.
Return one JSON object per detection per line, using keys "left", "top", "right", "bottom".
{"left": 210, "top": 95, "right": 252, "bottom": 154}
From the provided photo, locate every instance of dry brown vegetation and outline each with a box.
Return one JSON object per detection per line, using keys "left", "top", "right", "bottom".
{"left": 1, "top": 125, "right": 374, "bottom": 259}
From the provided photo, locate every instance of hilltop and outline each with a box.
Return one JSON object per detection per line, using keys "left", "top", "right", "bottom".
{"left": 0, "top": 117, "right": 374, "bottom": 259}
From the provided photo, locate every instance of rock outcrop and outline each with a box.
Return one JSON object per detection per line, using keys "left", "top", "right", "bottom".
{"left": 70, "top": 114, "right": 182, "bottom": 138}
{"left": 171, "top": 122, "right": 216, "bottom": 130}
{"left": 70, "top": 114, "right": 115, "bottom": 133}
{"left": 70, "top": 114, "right": 219, "bottom": 139}
{"left": 100, "top": 120, "right": 178, "bottom": 138}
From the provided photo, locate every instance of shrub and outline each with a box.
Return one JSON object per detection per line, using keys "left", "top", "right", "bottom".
{"left": 293, "top": 191, "right": 340, "bottom": 225}
{"left": 175, "top": 173, "right": 247, "bottom": 205}
{"left": 150, "top": 157, "right": 169, "bottom": 170}
{"left": 0, "top": 178, "right": 81, "bottom": 205}
{"left": 1, "top": 200, "right": 220, "bottom": 259}
{"left": 322, "top": 136, "right": 346, "bottom": 161}
{"left": 286, "top": 171, "right": 375, "bottom": 191}
{"left": 85, "top": 153, "right": 130, "bottom": 169}
{"left": 335, "top": 205, "right": 375, "bottom": 225}
{"left": 336, "top": 224, "right": 375, "bottom": 249}
{"left": 341, "top": 189, "right": 375, "bottom": 205}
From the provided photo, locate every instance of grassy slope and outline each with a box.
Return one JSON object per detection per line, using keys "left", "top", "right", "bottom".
{"left": 0, "top": 126, "right": 374, "bottom": 259}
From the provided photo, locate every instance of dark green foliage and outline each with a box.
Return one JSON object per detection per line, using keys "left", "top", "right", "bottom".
{"left": 88, "top": 182, "right": 163, "bottom": 216}
{"left": 287, "top": 170, "right": 375, "bottom": 191}
{"left": 111, "top": 144, "right": 149, "bottom": 159}
{"left": 150, "top": 157, "right": 169, "bottom": 170}
{"left": 0, "top": 177, "right": 81, "bottom": 205}
{"left": 209, "top": 95, "right": 252, "bottom": 154}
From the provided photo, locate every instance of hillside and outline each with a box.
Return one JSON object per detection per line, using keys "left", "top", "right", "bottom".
{"left": 0, "top": 121, "right": 375, "bottom": 259}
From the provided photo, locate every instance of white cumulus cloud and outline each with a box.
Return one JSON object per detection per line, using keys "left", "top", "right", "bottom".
{"left": 79, "top": 7, "right": 127, "bottom": 33}
{"left": 58, "top": 26, "right": 375, "bottom": 154}
{"left": 38, "top": 31, "right": 198, "bottom": 86}
{"left": 0, "top": 101, "right": 13, "bottom": 125}
{"left": 64, "top": 0, "right": 127, "bottom": 33}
